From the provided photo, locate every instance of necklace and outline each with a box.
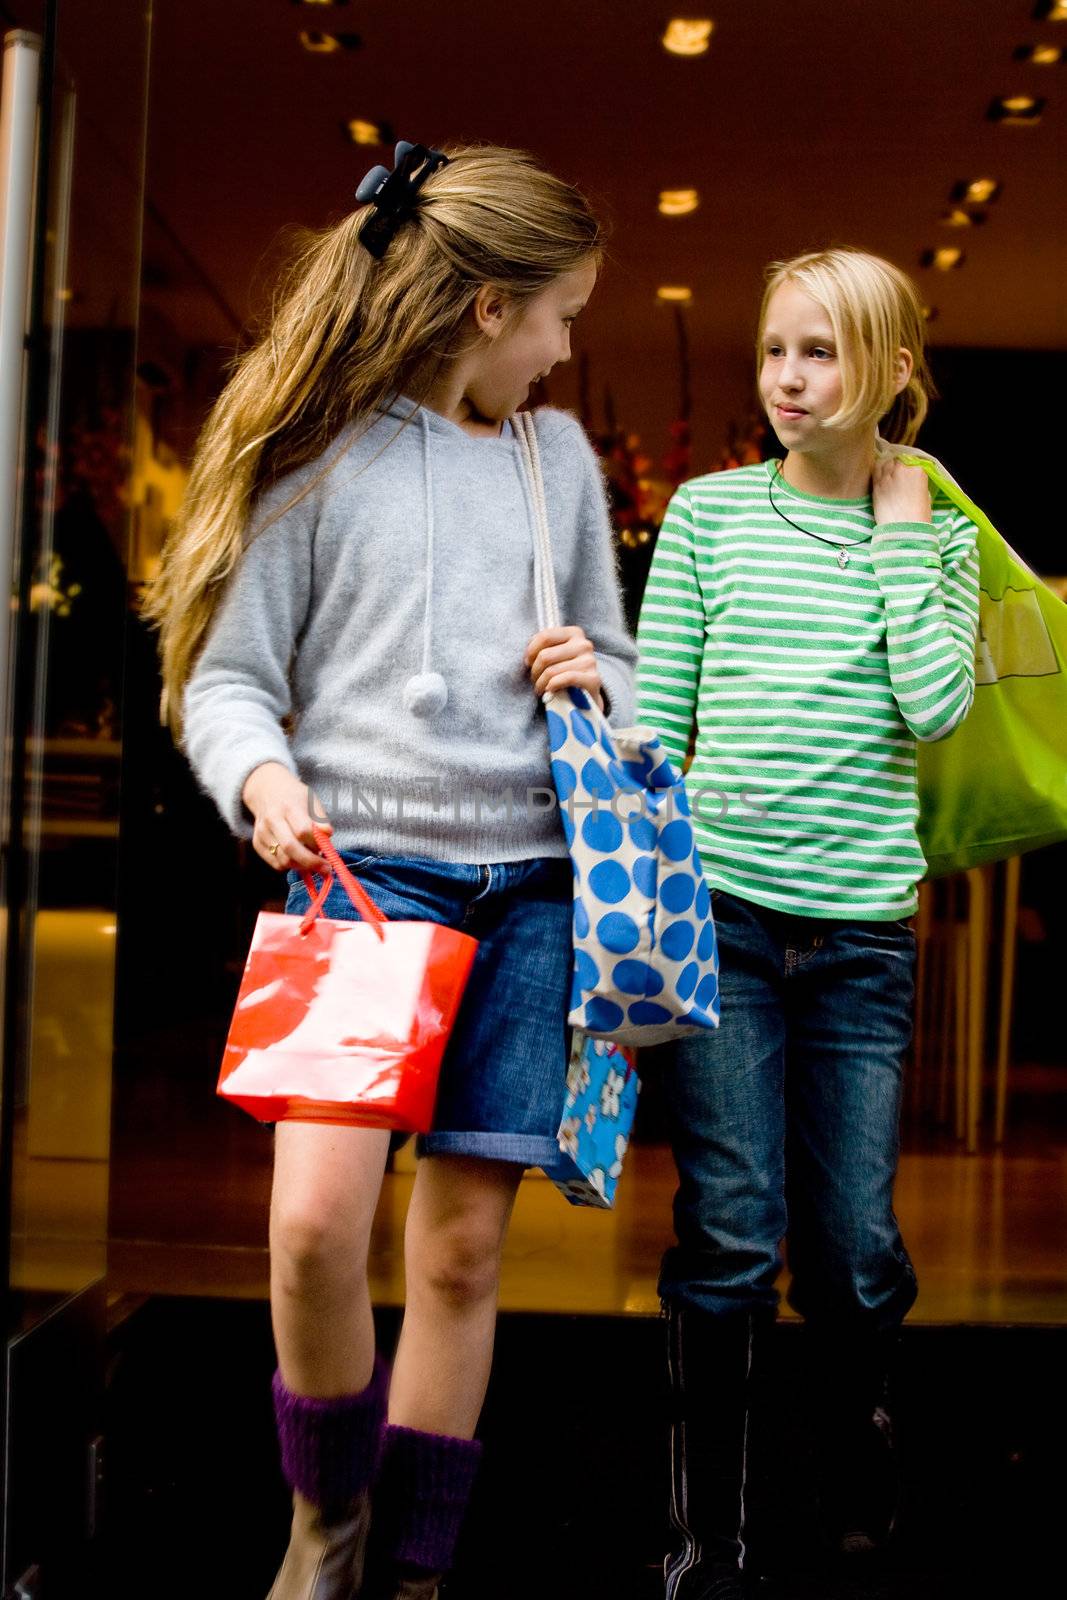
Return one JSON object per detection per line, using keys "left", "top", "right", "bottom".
{"left": 767, "top": 459, "right": 872, "bottom": 569}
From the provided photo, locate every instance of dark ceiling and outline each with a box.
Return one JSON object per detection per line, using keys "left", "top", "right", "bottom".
{"left": 68, "top": 0, "right": 1067, "bottom": 451}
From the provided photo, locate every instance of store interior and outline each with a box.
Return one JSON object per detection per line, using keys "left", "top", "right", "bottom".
{"left": 3, "top": 2, "right": 1065, "bottom": 1596}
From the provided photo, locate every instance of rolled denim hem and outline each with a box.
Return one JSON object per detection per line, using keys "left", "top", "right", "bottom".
{"left": 786, "top": 1265, "right": 920, "bottom": 1334}
{"left": 416, "top": 1130, "right": 560, "bottom": 1167}
{"left": 658, "top": 1278, "right": 782, "bottom": 1320}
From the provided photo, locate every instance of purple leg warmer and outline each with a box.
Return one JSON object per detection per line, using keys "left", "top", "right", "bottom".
{"left": 375, "top": 1424, "right": 483, "bottom": 1574}
{"left": 272, "top": 1354, "right": 389, "bottom": 1512}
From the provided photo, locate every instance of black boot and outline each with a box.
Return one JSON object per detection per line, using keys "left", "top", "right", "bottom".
{"left": 664, "top": 1302, "right": 763, "bottom": 1600}
{"left": 809, "top": 1326, "right": 900, "bottom": 1557}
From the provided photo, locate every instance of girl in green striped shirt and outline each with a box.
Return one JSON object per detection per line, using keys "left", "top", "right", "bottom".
{"left": 637, "top": 249, "right": 979, "bottom": 1597}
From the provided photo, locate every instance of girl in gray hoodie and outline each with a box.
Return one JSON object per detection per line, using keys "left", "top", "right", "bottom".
{"left": 149, "top": 141, "right": 636, "bottom": 1600}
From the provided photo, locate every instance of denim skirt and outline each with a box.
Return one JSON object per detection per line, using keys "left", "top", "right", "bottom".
{"left": 285, "top": 851, "right": 574, "bottom": 1167}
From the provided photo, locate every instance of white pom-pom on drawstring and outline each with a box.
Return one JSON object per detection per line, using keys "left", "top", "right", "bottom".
{"left": 403, "top": 672, "right": 448, "bottom": 717}
{"left": 403, "top": 415, "right": 449, "bottom": 719}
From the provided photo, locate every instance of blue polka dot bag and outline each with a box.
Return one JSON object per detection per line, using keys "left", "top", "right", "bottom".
{"left": 514, "top": 412, "right": 720, "bottom": 1046}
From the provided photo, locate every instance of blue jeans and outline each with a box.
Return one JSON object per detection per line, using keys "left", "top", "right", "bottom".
{"left": 659, "top": 890, "right": 918, "bottom": 1331}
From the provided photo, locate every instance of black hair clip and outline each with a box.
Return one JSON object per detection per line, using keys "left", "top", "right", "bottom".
{"left": 355, "top": 140, "right": 450, "bottom": 259}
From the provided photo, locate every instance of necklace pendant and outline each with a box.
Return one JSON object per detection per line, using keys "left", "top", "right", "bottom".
{"left": 837, "top": 547, "right": 849, "bottom": 570}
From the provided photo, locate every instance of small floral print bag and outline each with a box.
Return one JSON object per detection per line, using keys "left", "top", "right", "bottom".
{"left": 541, "top": 1030, "right": 640, "bottom": 1209}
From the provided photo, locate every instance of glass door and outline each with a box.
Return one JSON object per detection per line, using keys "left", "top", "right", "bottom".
{"left": 0, "top": 2, "right": 150, "bottom": 1591}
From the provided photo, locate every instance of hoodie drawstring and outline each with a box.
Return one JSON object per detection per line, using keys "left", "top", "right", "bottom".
{"left": 403, "top": 408, "right": 449, "bottom": 717}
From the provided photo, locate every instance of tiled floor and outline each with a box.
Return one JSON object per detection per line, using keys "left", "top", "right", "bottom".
{"left": 13, "top": 1111, "right": 1067, "bottom": 1323}
{"left": 106, "top": 1138, "right": 1067, "bottom": 1321}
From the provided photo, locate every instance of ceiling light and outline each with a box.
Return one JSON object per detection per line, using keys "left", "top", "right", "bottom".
{"left": 1033, "top": 2, "right": 1067, "bottom": 21}
{"left": 659, "top": 189, "right": 700, "bottom": 216}
{"left": 1015, "top": 42, "right": 1064, "bottom": 61}
{"left": 662, "top": 19, "right": 715, "bottom": 56}
{"left": 952, "top": 177, "right": 1001, "bottom": 204}
{"left": 940, "top": 208, "right": 985, "bottom": 227}
{"left": 987, "top": 93, "right": 1044, "bottom": 123}
{"left": 293, "top": 1, "right": 350, "bottom": 7}
{"left": 299, "top": 29, "right": 362, "bottom": 52}
{"left": 345, "top": 119, "right": 389, "bottom": 145}
{"left": 920, "top": 247, "right": 965, "bottom": 271}
{"left": 657, "top": 285, "right": 693, "bottom": 303}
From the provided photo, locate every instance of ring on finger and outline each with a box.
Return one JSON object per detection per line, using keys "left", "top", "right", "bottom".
{"left": 267, "top": 841, "right": 280, "bottom": 858}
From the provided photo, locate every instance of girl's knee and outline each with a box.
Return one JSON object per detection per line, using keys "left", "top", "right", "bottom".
{"left": 270, "top": 1202, "right": 367, "bottom": 1286}
{"left": 409, "top": 1221, "right": 504, "bottom": 1310}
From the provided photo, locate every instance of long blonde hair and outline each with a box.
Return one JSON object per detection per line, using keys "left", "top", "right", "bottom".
{"left": 758, "top": 247, "right": 935, "bottom": 446}
{"left": 146, "top": 144, "right": 603, "bottom": 735}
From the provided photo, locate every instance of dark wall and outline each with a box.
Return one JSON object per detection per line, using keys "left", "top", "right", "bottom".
{"left": 923, "top": 348, "right": 1066, "bottom": 575}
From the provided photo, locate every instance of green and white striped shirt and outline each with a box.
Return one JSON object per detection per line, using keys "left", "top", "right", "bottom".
{"left": 636, "top": 459, "right": 980, "bottom": 920}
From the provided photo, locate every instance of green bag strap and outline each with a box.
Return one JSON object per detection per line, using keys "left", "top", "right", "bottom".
{"left": 878, "top": 436, "right": 1067, "bottom": 681}
{"left": 877, "top": 436, "right": 1023, "bottom": 600}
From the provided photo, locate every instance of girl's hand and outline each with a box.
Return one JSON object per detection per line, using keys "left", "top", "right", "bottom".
{"left": 241, "top": 761, "right": 332, "bottom": 873}
{"left": 525, "top": 626, "right": 605, "bottom": 711}
{"left": 872, "top": 458, "right": 932, "bottom": 527}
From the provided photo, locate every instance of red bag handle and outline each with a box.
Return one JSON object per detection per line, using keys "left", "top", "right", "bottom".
{"left": 298, "top": 827, "right": 387, "bottom": 942}
{"left": 297, "top": 868, "right": 334, "bottom": 935}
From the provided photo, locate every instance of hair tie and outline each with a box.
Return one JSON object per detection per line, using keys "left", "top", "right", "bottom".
{"left": 355, "top": 140, "right": 450, "bottom": 260}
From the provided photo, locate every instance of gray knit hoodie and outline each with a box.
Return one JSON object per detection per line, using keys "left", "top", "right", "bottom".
{"left": 182, "top": 399, "right": 638, "bottom": 862}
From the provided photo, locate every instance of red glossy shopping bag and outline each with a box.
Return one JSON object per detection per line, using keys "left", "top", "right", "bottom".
{"left": 217, "top": 832, "right": 478, "bottom": 1131}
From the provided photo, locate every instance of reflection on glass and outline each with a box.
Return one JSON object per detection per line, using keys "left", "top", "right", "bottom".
{"left": 6, "top": 1, "right": 149, "bottom": 1335}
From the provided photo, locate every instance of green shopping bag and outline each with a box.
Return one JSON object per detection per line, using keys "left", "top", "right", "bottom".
{"left": 889, "top": 445, "right": 1067, "bottom": 877}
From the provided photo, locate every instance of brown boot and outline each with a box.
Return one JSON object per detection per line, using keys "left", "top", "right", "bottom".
{"left": 388, "top": 1578, "right": 439, "bottom": 1600}
{"left": 267, "top": 1490, "right": 372, "bottom": 1600}
{"left": 362, "top": 1557, "right": 441, "bottom": 1600}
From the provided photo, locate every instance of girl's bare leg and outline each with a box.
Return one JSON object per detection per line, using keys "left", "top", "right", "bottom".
{"left": 269, "top": 1122, "right": 392, "bottom": 1395}
{"left": 388, "top": 1153, "right": 524, "bottom": 1437}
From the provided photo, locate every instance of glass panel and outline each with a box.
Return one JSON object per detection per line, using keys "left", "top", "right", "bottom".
{"left": 107, "top": 103, "right": 278, "bottom": 1300}
{"left": 4, "top": 0, "right": 150, "bottom": 1338}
